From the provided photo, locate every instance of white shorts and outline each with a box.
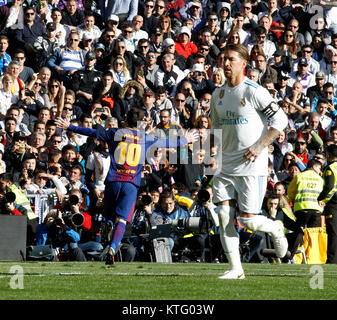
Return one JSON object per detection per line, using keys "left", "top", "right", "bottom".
{"left": 212, "top": 175, "right": 267, "bottom": 214}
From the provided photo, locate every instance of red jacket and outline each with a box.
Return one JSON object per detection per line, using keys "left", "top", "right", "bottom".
{"left": 175, "top": 41, "right": 198, "bottom": 60}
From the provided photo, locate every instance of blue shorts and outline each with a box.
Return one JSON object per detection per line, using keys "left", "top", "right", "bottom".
{"left": 104, "top": 181, "right": 138, "bottom": 223}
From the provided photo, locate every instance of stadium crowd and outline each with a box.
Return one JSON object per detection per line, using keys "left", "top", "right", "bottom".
{"left": 0, "top": 0, "right": 336, "bottom": 264}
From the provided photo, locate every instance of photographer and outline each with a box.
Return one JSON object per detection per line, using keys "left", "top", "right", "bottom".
{"left": 188, "top": 185, "right": 219, "bottom": 262}
{"left": 150, "top": 189, "right": 192, "bottom": 255}
{"left": 35, "top": 210, "right": 86, "bottom": 261}
{"left": 0, "top": 190, "right": 27, "bottom": 216}
{"left": 0, "top": 173, "right": 38, "bottom": 245}
{"left": 52, "top": 188, "right": 102, "bottom": 259}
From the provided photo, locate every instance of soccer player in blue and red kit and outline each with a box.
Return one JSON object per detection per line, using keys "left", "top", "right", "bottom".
{"left": 56, "top": 107, "right": 198, "bottom": 264}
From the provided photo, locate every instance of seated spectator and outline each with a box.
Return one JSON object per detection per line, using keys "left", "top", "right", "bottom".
{"left": 150, "top": 189, "right": 190, "bottom": 251}
{"left": 15, "top": 6, "right": 46, "bottom": 59}
{"left": 109, "top": 55, "right": 131, "bottom": 87}
{"left": 154, "top": 53, "right": 186, "bottom": 96}
{"left": 174, "top": 26, "right": 198, "bottom": 61}
{"left": 47, "top": 31, "right": 86, "bottom": 85}
{"left": 71, "top": 51, "right": 102, "bottom": 112}
{"left": 288, "top": 58, "right": 316, "bottom": 95}
{"left": 51, "top": 7, "right": 69, "bottom": 47}
{"left": 0, "top": 75, "right": 18, "bottom": 118}
{"left": 25, "top": 167, "right": 67, "bottom": 196}
{"left": 0, "top": 35, "right": 12, "bottom": 76}
{"left": 34, "top": 22, "right": 62, "bottom": 68}
{"left": 61, "top": 0, "right": 85, "bottom": 31}
{"left": 77, "top": 12, "right": 101, "bottom": 44}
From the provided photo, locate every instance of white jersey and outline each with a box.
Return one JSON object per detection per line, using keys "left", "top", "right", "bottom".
{"left": 210, "top": 77, "right": 287, "bottom": 177}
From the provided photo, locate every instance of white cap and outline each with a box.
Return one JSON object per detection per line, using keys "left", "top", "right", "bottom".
{"left": 82, "top": 32, "right": 94, "bottom": 40}
{"left": 192, "top": 63, "right": 204, "bottom": 72}
{"left": 178, "top": 26, "right": 191, "bottom": 38}
{"left": 163, "top": 38, "right": 175, "bottom": 47}
{"left": 108, "top": 14, "right": 119, "bottom": 22}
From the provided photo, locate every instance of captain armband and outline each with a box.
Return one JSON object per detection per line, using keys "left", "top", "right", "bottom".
{"left": 261, "top": 101, "right": 280, "bottom": 118}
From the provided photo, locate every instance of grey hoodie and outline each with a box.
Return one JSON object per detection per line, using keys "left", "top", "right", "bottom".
{"left": 217, "top": 2, "right": 234, "bottom": 33}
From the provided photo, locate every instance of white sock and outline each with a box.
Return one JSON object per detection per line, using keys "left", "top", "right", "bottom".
{"left": 218, "top": 204, "right": 242, "bottom": 271}
{"left": 238, "top": 215, "right": 277, "bottom": 234}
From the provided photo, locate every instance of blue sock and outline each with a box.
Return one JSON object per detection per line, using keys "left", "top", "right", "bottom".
{"left": 110, "top": 221, "right": 126, "bottom": 252}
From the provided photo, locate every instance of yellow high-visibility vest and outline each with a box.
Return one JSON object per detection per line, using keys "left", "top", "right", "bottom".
{"left": 9, "top": 184, "right": 37, "bottom": 220}
{"left": 321, "top": 162, "right": 337, "bottom": 204}
{"left": 291, "top": 170, "right": 324, "bottom": 213}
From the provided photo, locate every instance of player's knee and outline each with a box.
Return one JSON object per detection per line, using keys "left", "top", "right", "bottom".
{"left": 218, "top": 205, "right": 234, "bottom": 230}
{"left": 115, "top": 217, "right": 127, "bottom": 224}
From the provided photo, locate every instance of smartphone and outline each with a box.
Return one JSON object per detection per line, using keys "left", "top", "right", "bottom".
{"left": 95, "top": 108, "right": 104, "bottom": 112}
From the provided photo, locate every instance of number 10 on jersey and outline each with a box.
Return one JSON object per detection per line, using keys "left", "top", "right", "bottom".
{"left": 116, "top": 141, "right": 142, "bottom": 167}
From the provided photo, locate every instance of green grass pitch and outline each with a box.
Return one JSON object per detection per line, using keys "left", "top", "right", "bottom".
{"left": 0, "top": 262, "right": 336, "bottom": 301}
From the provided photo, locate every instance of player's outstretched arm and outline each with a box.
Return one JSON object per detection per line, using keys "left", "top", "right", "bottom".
{"left": 55, "top": 117, "right": 70, "bottom": 130}
{"left": 186, "top": 129, "right": 199, "bottom": 144}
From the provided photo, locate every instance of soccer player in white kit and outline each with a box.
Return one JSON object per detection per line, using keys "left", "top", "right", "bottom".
{"left": 211, "top": 44, "right": 289, "bottom": 279}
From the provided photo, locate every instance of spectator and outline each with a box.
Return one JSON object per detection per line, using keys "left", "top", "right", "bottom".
{"left": 61, "top": 0, "right": 85, "bottom": 30}
{"left": 15, "top": 6, "right": 46, "bottom": 56}
{"left": 156, "top": 15, "right": 175, "bottom": 41}
{"left": 109, "top": 55, "right": 131, "bottom": 87}
{"left": 77, "top": 12, "right": 102, "bottom": 44}
{"left": 71, "top": 51, "right": 102, "bottom": 112}
{"left": 99, "top": 0, "right": 138, "bottom": 24}
{"left": 0, "top": 36, "right": 12, "bottom": 76}
{"left": 217, "top": 2, "right": 233, "bottom": 33}
{"left": 0, "top": 74, "right": 18, "bottom": 117}
{"left": 142, "top": 0, "right": 158, "bottom": 35}
{"left": 179, "top": 0, "right": 205, "bottom": 31}
{"left": 154, "top": 53, "right": 185, "bottom": 96}
{"left": 174, "top": 26, "right": 198, "bottom": 61}
{"left": 47, "top": 31, "right": 86, "bottom": 85}
{"left": 307, "top": 71, "right": 327, "bottom": 104}
{"left": 51, "top": 7, "right": 69, "bottom": 47}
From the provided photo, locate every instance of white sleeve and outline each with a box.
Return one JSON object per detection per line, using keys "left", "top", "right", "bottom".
{"left": 254, "top": 86, "right": 288, "bottom": 132}
{"left": 51, "top": 176, "right": 68, "bottom": 195}
{"left": 86, "top": 154, "right": 95, "bottom": 170}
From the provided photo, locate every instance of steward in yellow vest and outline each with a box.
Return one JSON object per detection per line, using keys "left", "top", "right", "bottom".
{"left": 0, "top": 173, "right": 38, "bottom": 245}
{"left": 317, "top": 144, "right": 337, "bottom": 263}
{"left": 287, "top": 159, "right": 324, "bottom": 228}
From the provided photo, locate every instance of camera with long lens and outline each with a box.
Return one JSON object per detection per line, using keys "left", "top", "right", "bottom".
{"left": 4, "top": 191, "right": 16, "bottom": 203}
{"left": 141, "top": 194, "right": 152, "bottom": 206}
{"left": 169, "top": 216, "right": 213, "bottom": 235}
{"left": 196, "top": 189, "right": 210, "bottom": 203}
{"left": 60, "top": 194, "right": 85, "bottom": 227}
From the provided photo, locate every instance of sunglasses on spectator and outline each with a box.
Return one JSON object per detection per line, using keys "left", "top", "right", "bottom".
{"left": 63, "top": 107, "right": 73, "bottom": 111}
{"left": 296, "top": 141, "right": 306, "bottom": 145}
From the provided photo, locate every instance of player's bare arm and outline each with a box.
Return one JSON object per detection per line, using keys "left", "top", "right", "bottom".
{"left": 244, "top": 127, "right": 281, "bottom": 162}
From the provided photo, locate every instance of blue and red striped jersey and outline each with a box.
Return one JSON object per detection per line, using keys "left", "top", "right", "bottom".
{"left": 68, "top": 125, "right": 188, "bottom": 187}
